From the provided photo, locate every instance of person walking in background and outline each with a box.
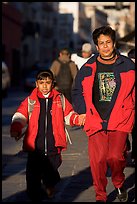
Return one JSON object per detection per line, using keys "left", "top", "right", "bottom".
{"left": 10, "top": 70, "right": 85, "bottom": 202}
{"left": 71, "top": 43, "right": 94, "bottom": 70}
{"left": 81, "top": 43, "right": 94, "bottom": 59}
{"left": 50, "top": 48, "right": 78, "bottom": 103}
{"left": 72, "top": 26, "right": 135, "bottom": 202}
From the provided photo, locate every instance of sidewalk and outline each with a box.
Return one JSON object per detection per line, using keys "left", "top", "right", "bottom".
{"left": 2, "top": 126, "right": 135, "bottom": 202}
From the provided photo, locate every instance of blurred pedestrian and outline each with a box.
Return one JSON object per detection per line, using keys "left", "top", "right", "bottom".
{"left": 50, "top": 48, "right": 78, "bottom": 103}
{"left": 127, "top": 48, "right": 136, "bottom": 164}
{"left": 128, "top": 48, "right": 135, "bottom": 63}
{"left": 71, "top": 43, "right": 94, "bottom": 70}
{"left": 10, "top": 70, "right": 85, "bottom": 202}
{"left": 72, "top": 26, "right": 135, "bottom": 202}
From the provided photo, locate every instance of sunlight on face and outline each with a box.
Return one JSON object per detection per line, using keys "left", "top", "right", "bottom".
{"left": 36, "top": 77, "right": 53, "bottom": 95}
{"left": 96, "top": 34, "right": 115, "bottom": 59}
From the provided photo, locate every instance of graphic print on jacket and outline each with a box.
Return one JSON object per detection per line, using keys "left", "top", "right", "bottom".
{"left": 98, "top": 72, "right": 116, "bottom": 102}
{"left": 93, "top": 60, "right": 117, "bottom": 121}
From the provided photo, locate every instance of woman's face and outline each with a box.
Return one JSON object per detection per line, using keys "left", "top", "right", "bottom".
{"left": 96, "top": 34, "right": 115, "bottom": 59}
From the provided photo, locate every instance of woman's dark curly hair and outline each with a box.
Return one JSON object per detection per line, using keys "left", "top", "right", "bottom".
{"left": 92, "top": 26, "right": 116, "bottom": 45}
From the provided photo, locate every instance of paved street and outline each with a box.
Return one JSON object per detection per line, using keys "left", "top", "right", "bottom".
{"left": 2, "top": 126, "right": 135, "bottom": 202}
{"left": 2, "top": 88, "right": 135, "bottom": 202}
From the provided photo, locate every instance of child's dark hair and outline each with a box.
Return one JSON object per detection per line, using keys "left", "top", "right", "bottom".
{"left": 92, "top": 25, "right": 116, "bottom": 45}
{"left": 36, "top": 70, "right": 55, "bottom": 86}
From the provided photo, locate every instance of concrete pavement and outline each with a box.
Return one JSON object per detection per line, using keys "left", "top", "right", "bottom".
{"left": 2, "top": 126, "right": 135, "bottom": 202}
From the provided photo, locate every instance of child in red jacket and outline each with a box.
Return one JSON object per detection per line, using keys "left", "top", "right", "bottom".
{"left": 10, "top": 70, "right": 85, "bottom": 201}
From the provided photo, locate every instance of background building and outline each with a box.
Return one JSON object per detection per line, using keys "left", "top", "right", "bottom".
{"left": 2, "top": 2, "right": 135, "bottom": 87}
{"left": 2, "top": 3, "right": 22, "bottom": 85}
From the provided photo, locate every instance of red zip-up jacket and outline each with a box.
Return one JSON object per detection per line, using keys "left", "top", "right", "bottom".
{"left": 72, "top": 53, "right": 135, "bottom": 136}
{"left": 11, "top": 88, "right": 80, "bottom": 152}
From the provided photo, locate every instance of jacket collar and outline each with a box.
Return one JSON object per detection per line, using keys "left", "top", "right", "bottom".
{"left": 29, "top": 88, "right": 61, "bottom": 100}
{"left": 87, "top": 49, "right": 124, "bottom": 66}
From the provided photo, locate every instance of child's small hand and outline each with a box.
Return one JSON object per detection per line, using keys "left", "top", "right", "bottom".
{"left": 78, "top": 114, "right": 86, "bottom": 126}
{"left": 10, "top": 122, "right": 23, "bottom": 141}
{"left": 11, "top": 131, "right": 22, "bottom": 141}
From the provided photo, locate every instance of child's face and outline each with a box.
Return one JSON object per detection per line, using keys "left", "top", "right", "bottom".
{"left": 36, "top": 77, "right": 53, "bottom": 95}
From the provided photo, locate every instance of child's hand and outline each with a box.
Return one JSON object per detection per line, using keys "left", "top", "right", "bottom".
{"left": 78, "top": 114, "right": 86, "bottom": 126}
{"left": 10, "top": 122, "right": 23, "bottom": 141}
{"left": 10, "top": 131, "right": 22, "bottom": 141}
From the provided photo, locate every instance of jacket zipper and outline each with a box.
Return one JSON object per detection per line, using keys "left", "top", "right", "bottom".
{"left": 45, "top": 99, "right": 48, "bottom": 155}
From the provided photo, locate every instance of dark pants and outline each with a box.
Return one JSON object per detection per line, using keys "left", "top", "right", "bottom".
{"left": 26, "top": 151, "right": 60, "bottom": 201}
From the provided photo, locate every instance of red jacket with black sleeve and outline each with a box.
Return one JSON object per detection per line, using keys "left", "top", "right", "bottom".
{"left": 72, "top": 53, "right": 135, "bottom": 136}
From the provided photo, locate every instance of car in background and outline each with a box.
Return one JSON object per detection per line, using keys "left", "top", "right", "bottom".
{"left": 2, "top": 61, "right": 11, "bottom": 97}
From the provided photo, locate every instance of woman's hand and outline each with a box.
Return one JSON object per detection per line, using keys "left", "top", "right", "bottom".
{"left": 78, "top": 114, "right": 86, "bottom": 126}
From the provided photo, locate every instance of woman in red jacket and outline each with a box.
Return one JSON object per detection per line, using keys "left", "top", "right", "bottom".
{"left": 10, "top": 70, "right": 84, "bottom": 201}
{"left": 72, "top": 26, "right": 135, "bottom": 202}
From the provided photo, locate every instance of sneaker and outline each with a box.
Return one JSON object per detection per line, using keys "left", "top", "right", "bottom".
{"left": 116, "top": 186, "right": 128, "bottom": 202}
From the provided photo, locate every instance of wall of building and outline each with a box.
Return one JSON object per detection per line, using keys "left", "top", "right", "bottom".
{"left": 2, "top": 3, "right": 22, "bottom": 85}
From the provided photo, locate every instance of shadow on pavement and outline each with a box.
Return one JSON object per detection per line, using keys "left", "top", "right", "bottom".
{"left": 2, "top": 152, "right": 27, "bottom": 180}
{"left": 2, "top": 167, "right": 92, "bottom": 202}
{"left": 2, "top": 165, "right": 135, "bottom": 202}
{"left": 55, "top": 166, "right": 93, "bottom": 202}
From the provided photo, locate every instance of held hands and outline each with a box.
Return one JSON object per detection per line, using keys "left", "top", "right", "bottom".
{"left": 78, "top": 114, "right": 86, "bottom": 126}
